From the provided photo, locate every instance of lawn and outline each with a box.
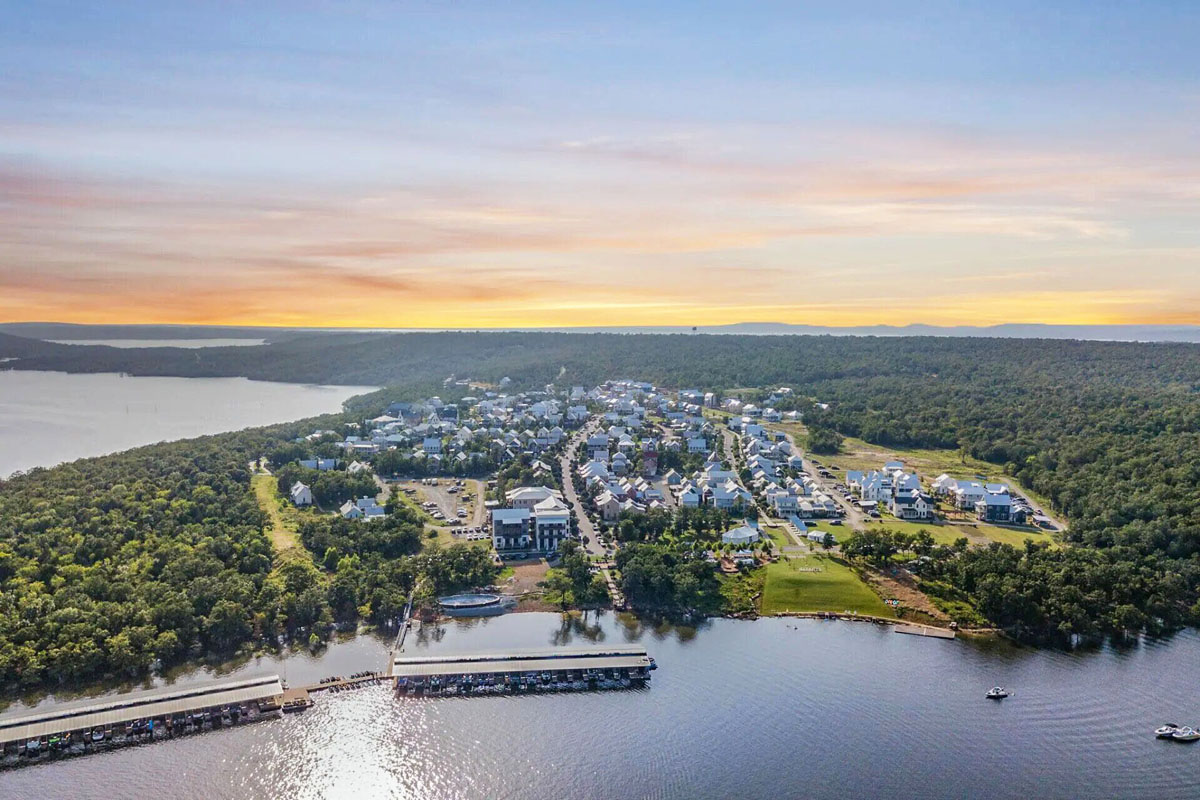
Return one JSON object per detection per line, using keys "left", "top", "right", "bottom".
{"left": 864, "top": 517, "right": 1059, "bottom": 548}
{"left": 251, "top": 473, "right": 312, "bottom": 565}
{"left": 968, "top": 523, "right": 1059, "bottom": 548}
{"left": 760, "top": 554, "right": 895, "bottom": 618}
{"left": 760, "top": 524, "right": 797, "bottom": 551}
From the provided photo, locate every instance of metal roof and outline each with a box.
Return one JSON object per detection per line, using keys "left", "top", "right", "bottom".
{"left": 392, "top": 646, "right": 650, "bottom": 678}
{"left": 0, "top": 674, "right": 283, "bottom": 745}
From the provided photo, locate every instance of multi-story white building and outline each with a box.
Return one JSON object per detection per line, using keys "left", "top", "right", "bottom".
{"left": 491, "top": 492, "right": 571, "bottom": 554}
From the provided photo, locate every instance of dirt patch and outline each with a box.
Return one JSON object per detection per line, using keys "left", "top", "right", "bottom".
{"left": 499, "top": 560, "right": 551, "bottom": 595}
{"left": 862, "top": 566, "right": 950, "bottom": 622}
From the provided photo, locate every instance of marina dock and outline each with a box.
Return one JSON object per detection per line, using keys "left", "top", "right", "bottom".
{"left": 1, "top": 674, "right": 285, "bottom": 767}
{"left": 392, "top": 645, "right": 654, "bottom": 696}
{"left": 1, "top": 645, "right": 658, "bottom": 769}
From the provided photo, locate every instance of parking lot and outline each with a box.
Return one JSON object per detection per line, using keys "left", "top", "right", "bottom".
{"left": 396, "top": 478, "right": 487, "bottom": 536}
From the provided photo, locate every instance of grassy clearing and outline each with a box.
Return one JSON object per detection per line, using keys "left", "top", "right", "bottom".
{"left": 761, "top": 524, "right": 796, "bottom": 551}
{"left": 760, "top": 554, "right": 895, "bottom": 618}
{"left": 251, "top": 474, "right": 313, "bottom": 565}
{"left": 968, "top": 523, "right": 1059, "bottom": 548}
{"left": 863, "top": 517, "right": 1059, "bottom": 548}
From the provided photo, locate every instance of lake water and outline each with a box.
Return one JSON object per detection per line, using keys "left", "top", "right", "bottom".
{"left": 0, "top": 370, "right": 376, "bottom": 477}
{"left": 3, "top": 613, "right": 1197, "bottom": 800}
{"left": 45, "top": 338, "right": 267, "bottom": 348}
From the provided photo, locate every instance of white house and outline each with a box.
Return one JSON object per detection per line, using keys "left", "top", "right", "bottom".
{"left": 595, "top": 489, "right": 623, "bottom": 522}
{"left": 341, "top": 495, "right": 385, "bottom": 520}
{"left": 422, "top": 437, "right": 443, "bottom": 454}
{"left": 953, "top": 481, "right": 988, "bottom": 510}
{"left": 678, "top": 486, "right": 702, "bottom": 508}
{"left": 890, "top": 489, "right": 933, "bottom": 520}
{"left": 721, "top": 524, "right": 760, "bottom": 546}
{"left": 506, "top": 485, "right": 563, "bottom": 510}
{"left": 289, "top": 481, "right": 313, "bottom": 506}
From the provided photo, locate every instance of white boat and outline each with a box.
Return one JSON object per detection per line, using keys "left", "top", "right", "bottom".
{"left": 1171, "top": 726, "right": 1200, "bottom": 742}
{"left": 986, "top": 687, "right": 1009, "bottom": 699}
{"left": 1155, "top": 724, "right": 1180, "bottom": 738}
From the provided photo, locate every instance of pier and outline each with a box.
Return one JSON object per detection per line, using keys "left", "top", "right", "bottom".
{"left": 0, "top": 644, "right": 658, "bottom": 770}
{"left": 392, "top": 645, "right": 654, "bottom": 696}
{"left": 0, "top": 674, "right": 284, "bottom": 766}
{"left": 894, "top": 624, "right": 956, "bottom": 639}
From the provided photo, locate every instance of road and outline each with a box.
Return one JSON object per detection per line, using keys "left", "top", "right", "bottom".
{"left": 768, "top": 426, "right": 867, "bottom": 528}
{"left": 559, "top": 419, "right": 606, "bottom": 558}
{"left": 373, "top": 474, "right": 392, "bottom": 505}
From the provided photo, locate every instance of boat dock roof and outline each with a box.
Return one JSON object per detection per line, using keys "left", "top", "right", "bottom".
{"left": 0, "top": 674, "right": 283, "bottom": 746}
{"left": 392, "top": 646, "right": 651, "bottom": 678}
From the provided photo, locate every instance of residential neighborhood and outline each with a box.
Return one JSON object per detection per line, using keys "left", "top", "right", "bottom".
{"left": 262, "top": 376, "right": 1058, "bottom": 623}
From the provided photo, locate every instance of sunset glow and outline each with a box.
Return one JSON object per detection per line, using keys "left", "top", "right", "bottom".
{"left": 2, "top": 2, "right": 1197, "bottom": 328}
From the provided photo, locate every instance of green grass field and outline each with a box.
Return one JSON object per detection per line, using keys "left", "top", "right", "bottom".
{"left": 760, "top": 554, "right": 895, "bottom": 617}
{"left": 252, "top": 474, "right": 303, "bottom": 553}
{"left": 761, "top": 524, "right": 797, "bottom": 551}
{"left": 967, "top": 523, "right": 1059, "bottom": 547}
{"left": 863, "top": 517, "right": 1058, "bottom": 548}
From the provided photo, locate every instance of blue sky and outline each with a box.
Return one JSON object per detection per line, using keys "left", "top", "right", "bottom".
{"left": 1, "top": 1, "right": 1197, "bottom": 326}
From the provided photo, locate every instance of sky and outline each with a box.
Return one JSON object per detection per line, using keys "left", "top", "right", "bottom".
{"left": 1, "top": 1, "right": 1198, "bottom": 328}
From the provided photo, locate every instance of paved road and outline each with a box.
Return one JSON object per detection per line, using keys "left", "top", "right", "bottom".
{"left": 560, "top": 420, "right": 605, "bottom": 558}
{"left": 767, "top": 426, "right": 866, "bottom": 528}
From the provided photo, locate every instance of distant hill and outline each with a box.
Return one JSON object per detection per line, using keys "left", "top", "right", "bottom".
{"left": 4, "top": 321, "right": 1198, "bottom": 343}
{"left": 3, "top": 327, "right": 1199, "bottom": 390}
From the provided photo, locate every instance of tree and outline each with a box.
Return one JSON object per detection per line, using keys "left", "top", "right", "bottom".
{"left": 539, "top": 571, "right": 575, "bottom": 611}
{"left": 806, "top": 425, "right": 843, "bottom": 455}
{"left": 204, "top": 600, "right": 251, "bottom": 651}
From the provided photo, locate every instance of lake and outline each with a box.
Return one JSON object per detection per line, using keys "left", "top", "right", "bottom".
{"left": 0, "top": 370, "right": 376, "bottom": 477}
{"left": 45, "top": 338, "right": 267, "bottom": 348}
{"left": 3, "top": 613, "right": 1197, "bottom": 799}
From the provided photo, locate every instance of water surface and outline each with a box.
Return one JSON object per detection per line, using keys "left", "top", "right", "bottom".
{"left": 0, "top": 370, "right": 375, "bottom": 476}
{"left": 45, "top": 338, "right": 267, "bottom": 348}
{"left": 3, "top": 614, "right": 1197, "bottom": 799}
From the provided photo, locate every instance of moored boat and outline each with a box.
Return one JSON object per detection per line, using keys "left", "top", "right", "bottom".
{"left": 1155, "top": 724, "right": 1180, "bottom": 739}
{"left": 986, "top": 687, "right": 1009, "bottom": 699}
{"left": 1171, "top": 726, "right": 1200, "bottom": 742}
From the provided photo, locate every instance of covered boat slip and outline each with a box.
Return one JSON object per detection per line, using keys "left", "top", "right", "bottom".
{"left": 392, "top": 646, "right": 652, "bottom": 680}
{"left": 0, "top": 674, "right": 283, "bottom": 747}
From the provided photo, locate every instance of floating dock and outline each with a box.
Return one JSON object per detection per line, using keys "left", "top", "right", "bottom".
{"left": 0, "top": 674, "right": 284, "bottom": 766}
{"left": 893, "top": 624, "right": 956, "bottom": 639}
{"left": 392, "top": 645, "right": 654, "bottom": 696}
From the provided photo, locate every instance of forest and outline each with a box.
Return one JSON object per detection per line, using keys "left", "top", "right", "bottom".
{"left": 3, "top": 328, "right": 1200, "bottom": 672}
{"left": 0, "top": 410, "right": 494, "bottom": 692}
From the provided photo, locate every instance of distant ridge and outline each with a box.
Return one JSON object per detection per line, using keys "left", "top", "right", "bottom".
{"left": 2, "top": 321, "right": 1199, "bottom": 343}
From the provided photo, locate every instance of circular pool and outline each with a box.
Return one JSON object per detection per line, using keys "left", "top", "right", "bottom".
{"left": 438, "top": 593, "right": 516, "bottom": 617}
{"left": 439, "top": 593, "right": 503, "bottom": 609}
